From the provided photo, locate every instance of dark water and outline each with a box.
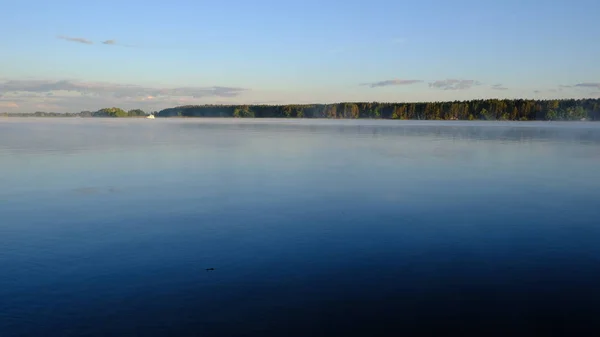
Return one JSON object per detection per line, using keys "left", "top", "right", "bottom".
{"left": 1, "top": 118, "right": 600, "bottom": 337}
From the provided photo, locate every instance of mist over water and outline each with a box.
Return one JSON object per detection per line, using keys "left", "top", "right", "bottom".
{"left": 1, "top": 118, "right": 600, "bottom": 336}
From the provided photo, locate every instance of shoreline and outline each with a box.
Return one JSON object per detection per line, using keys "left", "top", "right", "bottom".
{"left": 0, "top": 116, "right": 595, "bottom": 122}
{"left": 3, "top": 98, "right": 598, "bottom": 121}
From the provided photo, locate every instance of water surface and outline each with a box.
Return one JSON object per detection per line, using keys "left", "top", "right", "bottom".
{"left": 1, "top": 118, "right": 600, "bottom": 336}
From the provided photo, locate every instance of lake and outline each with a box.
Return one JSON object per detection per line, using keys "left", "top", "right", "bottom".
{"left": 1, "top": 118, "right": 600, "bottom": 336}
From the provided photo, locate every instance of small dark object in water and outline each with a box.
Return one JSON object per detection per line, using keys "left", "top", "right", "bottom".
{"left": 205, "top": 268, "right": 215, "bottom": 271}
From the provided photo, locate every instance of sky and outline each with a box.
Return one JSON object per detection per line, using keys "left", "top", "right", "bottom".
{"left": 1, "top": 0, "right": 600, "bottom": 113}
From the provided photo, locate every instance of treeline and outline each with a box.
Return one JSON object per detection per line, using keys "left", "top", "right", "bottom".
{"left": 88, "top": 108, "right": 148, "bottom": 117}
{"left": 156, "top": 99, "right": 600, "bottom": 121}
{"left": 1, "top": 108, "right": 150, "bottom": 118}
{"left": 2, "top": 99, "right": 600, "bottom": 120}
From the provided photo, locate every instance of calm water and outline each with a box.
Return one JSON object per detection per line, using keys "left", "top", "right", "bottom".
{"left": 1, "top": 118, "right": 600, "bottom": 336}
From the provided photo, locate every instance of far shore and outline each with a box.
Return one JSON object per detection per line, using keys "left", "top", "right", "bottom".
{"left": 2, "top": 98, "right": 599, "bottom": 121}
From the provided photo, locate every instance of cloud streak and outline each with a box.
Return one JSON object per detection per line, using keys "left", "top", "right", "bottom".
{"left": 0, "top": 79, "right": 249, "bottom": 112}
{"left": 429, "top": 79, "right": 481, "bottom": 90}
{"left": 102, "top": 39, "right": 139, "bottom": 48}
{"left": 0, "top": 79, "right": 247, "bottom": 98}
{"left": 575, "top": 83, "right": 600, "bottom": 89}
{"left": 361, "top": 79, "right": 422, "bottom": 88}
{"left": 491, "top": 84, "right": 508, "bottom": 90}
{"left": 0, "top": 102, "right": 19, "bottom": 108}
{"left": 57, "top": 36, "right": 137, "bottom": 48}
{"left": 57, "top": 35, "right": 93, "bottom": 44}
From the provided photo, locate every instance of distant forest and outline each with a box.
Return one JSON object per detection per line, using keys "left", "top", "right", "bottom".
{"left": 2, "top": 99, "right": 600, "bottom": 121}
{"left": 1, "top": 107, "right": 148, "bottom": 118}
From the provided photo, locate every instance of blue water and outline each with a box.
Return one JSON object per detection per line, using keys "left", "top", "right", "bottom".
{"left": 1, "top": 118, "right": 600, "bottom": 336}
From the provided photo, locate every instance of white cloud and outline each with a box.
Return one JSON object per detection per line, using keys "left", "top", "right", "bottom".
{"left": 0, "top": 102, "right": 19, "bottom": 108}
{"left": 57, "top": 35, "right": 93, "bottom": 44}
{"left": 429, "top": 79, "right": 481, "bottom": 90}
{"left": 360, "top": 79, "right": 423, "bottom": 88}
{"left": 0, "top": 79, "right": 246, "bottom": 98}
{"left": 0, "top": 79, "right": 248, "bottom": 113}
{"left": 575, "top": 83, "right": 600, "bottom": 89}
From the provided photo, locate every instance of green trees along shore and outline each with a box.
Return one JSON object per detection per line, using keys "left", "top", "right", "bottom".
{"left": 2, "top": 98, "right": 599, "bottom": 120}
{"left": 1, "top": 107, "right": 149, "bottom": 118}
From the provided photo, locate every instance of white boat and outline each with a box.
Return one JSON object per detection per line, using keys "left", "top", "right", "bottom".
{"left": 146, "top": 114, "right": 155, "bottom": 119}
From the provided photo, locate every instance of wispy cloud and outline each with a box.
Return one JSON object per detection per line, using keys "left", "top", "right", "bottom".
{"left": 0, "top": 79, "right": 249, "bottom": 112}
{"left": 575, "top": 83, "right": 600, "bottom": 89}
{"left": 101, "top": 39, "right": 138, "bottom": 48}
{"left": 429, "top": 79, "right": 481, "bottom": 90}
{"left": 491, "top": 84, "right": 508, "bottom": 90}
{"left": 34, "top": 103, "right": 62, "bottom": 110}
{"left": 0, "top": 102, "right": 19, "bottom": 108}
{"left": 361, "top": 79, "right": 422, "bottom": 88}
{"left": 57, "top": 35, "right": 93, "bottom": 44}
{"left": 0, "top": 79, "right": 246, "bottom": 98}
{"left": 250, "top": 100, "right": 283, "bottom": 105}
{"left": 535, "top": 85, "right": 570, "bottom": 93}
{"left": 57, "top": 36, "right": 138, "bottom": 48}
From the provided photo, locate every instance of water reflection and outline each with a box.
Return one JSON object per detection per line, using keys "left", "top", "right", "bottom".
{"left": 1, "top": 119, "right": 599, "bottom": 336}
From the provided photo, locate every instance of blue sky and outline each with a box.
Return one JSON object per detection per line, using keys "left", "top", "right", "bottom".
{"left": 1, "top": 0, "right": 599, "bottom": 112}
